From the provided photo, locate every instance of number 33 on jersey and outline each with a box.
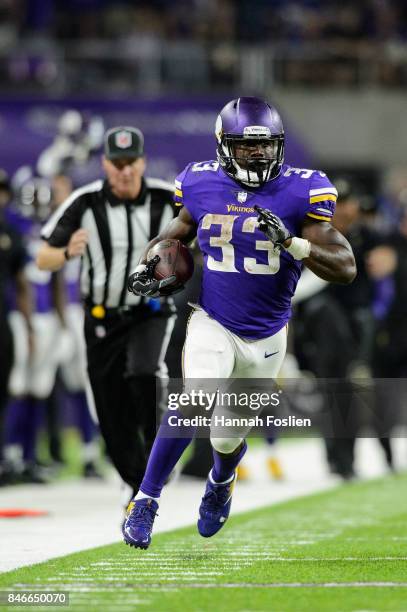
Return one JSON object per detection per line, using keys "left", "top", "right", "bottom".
{"left": 174, "top": 161, "right": 338, "bottom": 340}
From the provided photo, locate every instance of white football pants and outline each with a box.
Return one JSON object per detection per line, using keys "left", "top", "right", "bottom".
{"left": 8, "top": 311, "right": 63, "bottom": 399}
{"left": 182, "top": 307, "right": 287, "bottom": 453}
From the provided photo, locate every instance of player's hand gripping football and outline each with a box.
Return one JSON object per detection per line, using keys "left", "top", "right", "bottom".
{"left": 127, "top": 255, "right": 177, "bottom": 298}
{"left": 254, "top": 205, "right": 293, "bottom": 248}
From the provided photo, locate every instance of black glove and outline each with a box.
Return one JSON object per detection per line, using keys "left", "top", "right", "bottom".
{"left": 254, "top": 205, "right": 293, "bottom": 248}
{"left": 127, "top": 255, "right": 178, "bottom": 298}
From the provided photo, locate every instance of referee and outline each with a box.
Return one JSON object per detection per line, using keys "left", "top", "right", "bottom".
{"left": 36, "top": 126, "right": 177, "bottom": 496}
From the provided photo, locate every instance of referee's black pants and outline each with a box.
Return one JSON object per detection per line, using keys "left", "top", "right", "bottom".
{"left": 84, "top": 306, "right": 175, "bottom": 494}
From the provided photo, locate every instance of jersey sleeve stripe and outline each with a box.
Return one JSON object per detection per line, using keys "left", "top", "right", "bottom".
{"left": 175, "top": 179, "right": 182, "bottom": 189}
{"left": 310, "top": 194, "right": 337, "bottom": 204}
{"left": 309, "top": 187, "right": 338, "bottom": 197}
{"left": 307, "top": 212, "right": 333, "bottom": 222}
{"left": 315, "top": 207, "right": 333, "bottom": 214}
{"left": 173, "top": 191, "right": 183, "bottom": 207}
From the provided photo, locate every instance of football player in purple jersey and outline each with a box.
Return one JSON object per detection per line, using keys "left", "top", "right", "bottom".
{"left": 5, "top": 177, "right": 65, "bottom": 483}
{"left": 123, "top": 96, "right": 356, "bottom": 549}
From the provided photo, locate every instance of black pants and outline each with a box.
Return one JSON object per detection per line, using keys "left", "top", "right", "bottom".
{"left": 84, "top": 307, "right": 174, "bottom": 494}
{"left": 0, "top": 315, "right": 13, "bottom": 460}
{"left": 295, "top": 296, "right": 358, "bottom": 477}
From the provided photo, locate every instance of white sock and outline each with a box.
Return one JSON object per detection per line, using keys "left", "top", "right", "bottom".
{"left": 209, "top": 469, "right": 235, "bottom": 485}
{"left": 134, "top": 490, "right": 160, "bottom": 503}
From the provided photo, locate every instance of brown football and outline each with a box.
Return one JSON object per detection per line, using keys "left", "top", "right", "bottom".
{"left": 147, "top": 239, "right": 194, "bottom": 291}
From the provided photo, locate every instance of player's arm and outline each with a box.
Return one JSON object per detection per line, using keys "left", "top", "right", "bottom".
{"left": 10, "top": 231, "right": 34, "bottom": 353}
{"left": 300, "top": 219, "right": 356, "bottom": 284}
{"left": 141, "top": 206, "right": 197, "bottom": 265}
{"left": 14, "top": 269, "right": 32, "bottom": 326}
{"left": 14, "top": 268, "right": 34, "bottom": 354}
{"left": 128, "top": 206, "right": 197, "bottom": 297}
{"left": 255, "top": 205, "right": 356, "bottom": 284}
{"left": 51, "top": 271, "right": 67, "bottom": 326}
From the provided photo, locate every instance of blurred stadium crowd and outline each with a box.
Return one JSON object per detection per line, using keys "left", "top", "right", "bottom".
{"left": 9, "top": 0, "right": 406, "bottom": 42}
{"left": 1, "top": 0, "right": 407, "bottom": 93}
{"left": 0, "top": 1, "right": 406, "bottom": 489}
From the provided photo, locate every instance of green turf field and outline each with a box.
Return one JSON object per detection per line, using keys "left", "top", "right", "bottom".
{"left": 1, "top": 472, "right": 406, "bottom": 611}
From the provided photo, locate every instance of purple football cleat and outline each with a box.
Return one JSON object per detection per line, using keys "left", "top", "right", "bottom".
{"left": 197, "top": 471, "right": 237, "bottom": 538}
{"left": 122, "top": 498, "right": 158, "bottom": 549}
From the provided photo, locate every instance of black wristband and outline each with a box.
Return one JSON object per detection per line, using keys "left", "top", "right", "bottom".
{"left": 64, "top": 248, "right": 71, "bottom": 261}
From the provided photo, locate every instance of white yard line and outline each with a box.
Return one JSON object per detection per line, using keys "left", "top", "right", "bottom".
{"left": 0, "top": 437, "right": 405, "bottom": 573}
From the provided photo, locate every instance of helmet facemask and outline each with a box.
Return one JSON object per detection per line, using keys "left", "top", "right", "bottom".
{"left": 218, "top": 135, "right": 284, "bottom": 187}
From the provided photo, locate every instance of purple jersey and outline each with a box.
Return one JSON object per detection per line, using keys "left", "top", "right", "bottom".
{"left": 174, "top": 162, "right": 337, "bottom": 339}
{"left": 25, "top": 220, "right": 55, "bottom": 314}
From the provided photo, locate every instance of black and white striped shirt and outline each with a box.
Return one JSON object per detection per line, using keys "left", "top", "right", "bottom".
{"left": 41, "top": 177, "right": 176, "bottom": 308}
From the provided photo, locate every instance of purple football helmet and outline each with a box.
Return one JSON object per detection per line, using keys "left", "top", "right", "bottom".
{"left": 216, "top": 97, "right": 284, "bottom": 187}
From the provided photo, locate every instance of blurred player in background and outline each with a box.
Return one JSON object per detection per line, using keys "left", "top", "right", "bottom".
{"left": 4, "top": 174, "right": 66, "bottom": 482}
{"left": 4, "top": 111, "right": 106, "bottom": 483}
{"left": 294, "top": 178, "right": 394, "bottom": 478}
{"left": 368, "top": 200, "right": 407, "bottom": 466}
{"left": 38, "top": 110, "right": 104, "bottom": 475}
{"left": 37, "top": 110, "right": 104, "bottom": 180}
{"left": 124, "top": 96, "right": 356, "bottom": 549}
{"left": 0, "top": 170, "right": 33, "bottom": 485}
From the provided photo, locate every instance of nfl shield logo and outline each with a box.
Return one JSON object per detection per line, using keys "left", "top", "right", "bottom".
{"left": 237, "top": 191, "right": 248, "bottom": 203}
{"left": 115, "top": 130, "right": 132, "bottom": 149}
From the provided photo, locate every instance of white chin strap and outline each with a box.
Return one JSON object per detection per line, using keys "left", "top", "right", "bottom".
{"left": 232, "top": 160, "right": 261, "bottom": 186}
{"left": 233, "top": 159, "right": 277, "bottom": 186}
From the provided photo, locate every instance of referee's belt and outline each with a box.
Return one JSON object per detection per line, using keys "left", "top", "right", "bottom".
{"left": 85, "top": 302, "right": 145, "bottom": 320}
